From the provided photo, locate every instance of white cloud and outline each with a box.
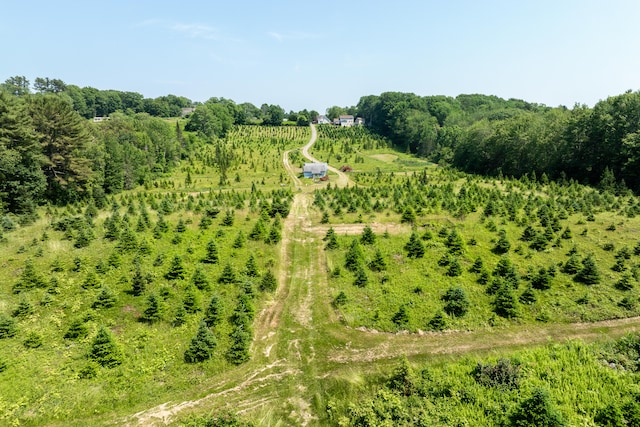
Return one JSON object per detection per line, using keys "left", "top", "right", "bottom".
{"left": 171, "top": 23, "right": 221, "bottom": 40}
{"left": 267, "top": 31, "right": 321, "bottom": 42}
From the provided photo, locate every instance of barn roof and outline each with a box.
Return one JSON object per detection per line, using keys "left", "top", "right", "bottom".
{"left": 303, "top": 162, "right": 328, "bottom": 174}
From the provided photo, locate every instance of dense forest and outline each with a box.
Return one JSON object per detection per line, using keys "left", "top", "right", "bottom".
{"left": 353, "top": 91, "right": 640, "bottom": 193}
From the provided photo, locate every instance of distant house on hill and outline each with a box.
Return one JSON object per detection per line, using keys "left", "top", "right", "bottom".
{"left": 181, "top": 107, "right": 195, "bottom": 117}
{"left": 339, "top": 115, "right": 354, "bottom": 127}
{"left": 93, "top": 116, "right": 109, "bottom": 122}
{"left": 355, "top": 117, "right": 365, "bottom": 126}
{"left": 316, "top": 115, "right": 331, "bottom": 124}
{"left": 303, "top": 162, "right": 328, "bottom": 179}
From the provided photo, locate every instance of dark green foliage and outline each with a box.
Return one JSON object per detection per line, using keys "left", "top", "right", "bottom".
{"left": 445, "top": 228, "right": 465, "bottom": 255}
{"left": 141, "top": 293, "right": 163, "bottom": 322}
{"left": 92, "top": 286, "right": 117, "bottom": 309}
{"left": 218, "top": 262, "right": 238, "bottom": 284}
{"left": 184, "top": 321, "right": 217, "bottom": 363}
{"left": 333, "top": 291, "right": 347, "bottom": 307}
{"left": 264, "top": 225, "right": 281, "bottom": 244}
{"left": 0, "top": 315, "right": 18, "bottom": 338}
{"left": 562, "top": 253, "right": 582, "bottom": 274}
{"left": 117, "top": 224, "right": 138, "bottom": 253}
{"left": 520, "top": 225, "right": 537, "bottom": 242}
{"left": 182, "top": 285, "right": 201, "bottom": 314}
{"left": 324, "top": 227, "right": 339, "bottom": 250}
{"left": 530, "top": 232, "right": 549, "bottom": 251}
{"left": 519, "top": 286, "right": 537, "bottom": 304}
{"left": 492, "top": 229, "right": 511, "bottom": 254}
{"left": 243, "top": 255, "right": 259, "bottom": 278}
{"left": 472, "top": 358, "right": 521, "bottom": 390}
{"left": 619, "top": 296, "right": 636, "bottom": 311}
{"left": 172, "top": 305, "right": 187, "bottom": 327}
{"left": 353, "top": 265, "right": 368, "bottom": 287}
{"left": 0, "top": 358, "right": 7, "bottom": 373}
{"left": 575, "top": 255, "right": 601, "bottom": 285}
{"left": 387, "top": 357, "right": 417, "bottom": 396}
{"left": 248, "top": 218, "right": 267, "bottom": 240}
{"left": 446, "top": 257, "right": 462, "bottom": 277}
{"left": 615, "top": 274, "right": 634, "bottom": 291}
{"left": 508, "top": 388, "right": 566, "bottom": 427}
{"left": 345, "top": 238, "right": 364, "bottom": 271}
{"left": 202, "top": 239, "right": 219, "bottom": 264}
{"left": 594, "top": 403, "right": 625, "bottom": 427}
{"left": 400, "top": 207, "right": 416, "bottom": 224}
{"left": 531, "top": 267, "right": 552, "bottom": 290}
{"left": 23, "top": 331, "right": 43, "bottom": 348}
{"left": 13, "top": 258, "right": 47, "bottom": 293}
{"left": 368, "top": 248, "right": 387, "bottom": 272}
{"left": 360, "top": 225, "right": 376, "bottom": 245}
{"left": 493, "top": 256, "right": 519, "bottom": 287}
{"left": 392, "top": 305, "right": 410, "bottom": 328}
{"left": 165, "top": 255, "right": 186, "bottom": 280}
{"left": 220, "top": 210, "right": 234, "bottom": 227}
{"left": 12, "top": 298, "right": 34, "bottom": 318}
{"left": 470, "top": 257, "right": 484, "bottom": 273}
{"left": 175, "top": 218, "right": 187, "bottom": 233}
{"left": 612, "top": 258, "right": 627, "bottom": 273}
{"left": 82, "top": 271, "right": 101, "bottom": 289}
{"left": 428, "top": 311, "right": 448, "bottom": 331}
{"left": 442, "top": 286, "right": 470, "bottom": 317}
{"left": 493, "top": 283, "right": 519, "bottom": 318}
{"left": 191, "top": 267, "right": 211, "bottom": 291}
{"left": 226, "top": 324, "right": 251, "bottom": 365}
{"left": 131, "top": 262, "right": 152, "bottom": 296}
{"left": 204, "top": 295, "right": 223, "bottom": 327}
{"left": 64, "top": 318, "right": 88, "bottom": 339}
{"left": 259, "top": 270, "right": 277, "bottom": 292}
{"left": 232, "top": 230, "right": 245, "bottom": 249}
{"left": 404, "top": 232, "right": 425, "bottom": 259}
{"left": 89, "top": 327, "right": 123, "bottom": 368}
{"left": 561, "top": 227, "right": 572, "bottom": 239}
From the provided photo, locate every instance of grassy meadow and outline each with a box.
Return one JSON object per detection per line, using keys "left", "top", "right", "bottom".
{"left": 2, "top": 124, "right": 640, "bottom": 426}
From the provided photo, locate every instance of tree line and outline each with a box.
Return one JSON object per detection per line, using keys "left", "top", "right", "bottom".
{"left": 353, "top": 90, "right": 640, "bottom": 193}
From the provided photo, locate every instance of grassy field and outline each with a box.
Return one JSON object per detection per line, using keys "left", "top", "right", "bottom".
{"left": 2, "top": 124, "right": 640, "bottom": 426}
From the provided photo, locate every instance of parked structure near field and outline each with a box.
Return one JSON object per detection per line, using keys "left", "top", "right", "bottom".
{"left": 303, "top": 162, "right": 328, "bottom": 179}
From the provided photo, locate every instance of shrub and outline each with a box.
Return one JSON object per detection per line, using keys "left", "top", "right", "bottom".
{"left": 442, "top": 287, "right": 470, "bottom": 317}
{"left": 472, "top": 358, "right": 520, "bottom": 390}
{"left": 575, "top": 255, "right": 601, "bottom": 285}
{"left": 0, "top": 315, "right": 18, "bottom": 338}
{"left": 428, "top": 311, "right": 448, "bottom": 331}
{"left": 165, "top": 255, "right": 186, "bottom": 280}
{"left": 259, "top": 270, "right": 277, "bottom": 292}
{"left": 89, "top": 327, "right": 123, "bottom": 368}
{"left": 392, "top": 305, "right": 410, "bottom": 329}
{"left": 404, "top": 232, "right": 425, "bottom": 259}
{"left": 184, "top": 321, "right": 217, "bottom": 363}
{"left": 509, "top": 388, "right": 566, "bottom": 427}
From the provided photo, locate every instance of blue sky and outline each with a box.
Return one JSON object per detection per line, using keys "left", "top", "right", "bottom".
{"left": 2, "top": 0, "right": 640, "bottom": 112}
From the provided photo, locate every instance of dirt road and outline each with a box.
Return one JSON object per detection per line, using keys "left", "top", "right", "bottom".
{"left": 122, "top": 124, "right": 640, "bottom": 426}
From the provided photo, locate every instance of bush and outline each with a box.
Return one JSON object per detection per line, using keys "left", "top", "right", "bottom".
{"left": 184, "top": 321, "right": 217, "bottom": 363}
{"left": 509, "top": 388, "right": 566, "bottom": 426}
{"left": 442, "top": 287, "right": 469, "bottom": 317}
{"left": 89, "top": 327, "right": 123, "bottom": 368}
{"left": 472, "top": 358, "right": 520, "bottom": 390}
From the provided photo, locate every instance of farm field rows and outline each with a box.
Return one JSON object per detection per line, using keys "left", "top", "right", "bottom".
{"left": 2, "top": 124, "right": 640, "bottom": 426}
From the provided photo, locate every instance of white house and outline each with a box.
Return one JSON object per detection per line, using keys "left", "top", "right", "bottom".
{"left": 316, "top": 115, "right": 331, "bottom": 124}
{"left": 355, "top": 117, "right": 365, "bottom": 126}
{"left": 303, "top": 162, "right": 328, "bottom": 179}
{"left": 339, "top": 115, "right": 355, "bottom": 127}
